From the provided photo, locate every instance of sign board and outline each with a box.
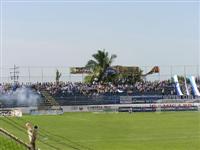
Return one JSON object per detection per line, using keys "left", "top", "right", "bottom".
{"left": 0, "top": 109, "right": 22, "bottom": 117}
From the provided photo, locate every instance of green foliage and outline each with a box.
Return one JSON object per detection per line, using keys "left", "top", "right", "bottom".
{"left": 116, "top": 67, "right": 143, "bottom": 84}
{"left": 85, "top": 49, "right": 145, "bottom": 84}
{"left": 104, "top": 74, "right": 118, "bottom": 83}
{"left": 56, "top": 69, "right": 62, "bottom": 84}
{"left": 84, "top": 75, "right": 94, "bottom": 83}
{"left": 177, "top": 75, "right": 185, "bottom": 84}
{"left": 85, "top": 49, "right": 117, "bottom": 83}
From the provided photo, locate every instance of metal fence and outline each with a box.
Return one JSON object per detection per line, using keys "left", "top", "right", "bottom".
{"left": 0, "top": 65, "right": 200, "bottom": 83}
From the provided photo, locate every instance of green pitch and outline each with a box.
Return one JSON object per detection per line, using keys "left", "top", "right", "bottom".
{"left": 1, "top": 112, "right": 200, "bottom": 150}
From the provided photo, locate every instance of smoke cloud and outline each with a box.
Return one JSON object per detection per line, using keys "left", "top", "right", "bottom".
{"left": 0, "top": 87, "right": 41, "bottom": 107}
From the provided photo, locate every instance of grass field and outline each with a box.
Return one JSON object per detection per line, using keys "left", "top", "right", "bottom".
{"left": 1, "top": 111, "right": 200, "bottom": 150}
{"left": 0, "top": 134, "right": 28, "bottom": 150}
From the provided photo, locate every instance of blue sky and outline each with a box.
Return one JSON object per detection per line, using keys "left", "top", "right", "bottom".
{"left": 1, "top": 0, "right": 199, "bottom": 68}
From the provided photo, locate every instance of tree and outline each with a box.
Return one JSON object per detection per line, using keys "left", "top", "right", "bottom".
{"left": 85, "top": 49, "right": 117, "bottom": 83}
{"left": 56, "top": 69, "right": 62, "bottom": 84}
{"left": 116, "top": 67, "right": 143, "bottom": 84}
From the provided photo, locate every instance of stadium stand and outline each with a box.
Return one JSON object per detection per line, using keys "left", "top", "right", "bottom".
{"left": 0, "top": 78, "right": 200, "bottom": 107}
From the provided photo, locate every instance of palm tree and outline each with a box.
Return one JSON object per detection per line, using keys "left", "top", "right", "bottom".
{"left": 85, "top": 49, "right": 117, "bottom": 83}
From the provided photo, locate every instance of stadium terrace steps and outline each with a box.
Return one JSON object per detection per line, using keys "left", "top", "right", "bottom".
{"left": 38, "top": 90, "right": 61, "bottom": 110}
{"left": 29, "top": 90, "right": 63, "bottom": 115}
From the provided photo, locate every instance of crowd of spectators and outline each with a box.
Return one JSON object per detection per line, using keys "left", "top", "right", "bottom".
{"left": 1, "top": 80, "right": 200, "bottom": 107}
{"left": 0, "top": 80, "right": 175, "bottom": 97}
{"left": 1, "top": 79, "right": 200, "bottom": 98}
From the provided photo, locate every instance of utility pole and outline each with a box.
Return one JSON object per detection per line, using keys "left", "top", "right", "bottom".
{"left": 10, "top": 65, "right": 19, "bottom": 84}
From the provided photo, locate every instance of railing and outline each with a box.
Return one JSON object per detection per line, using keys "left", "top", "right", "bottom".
{"left": 0, "top": 128, "right": 31, "bottom": 150}
{"left": 54, "top": 95, "right": 198, "bottom": 106}
{"left": 1, "top": 94, "right": 199, "bottom": 108}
